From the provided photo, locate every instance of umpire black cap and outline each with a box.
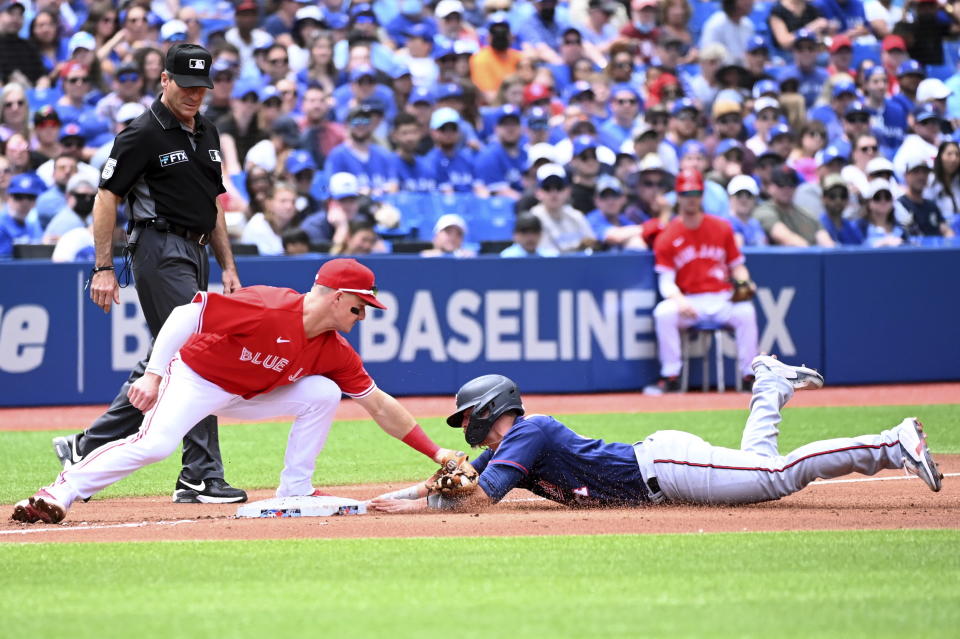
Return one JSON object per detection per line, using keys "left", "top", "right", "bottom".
{"left": 165, "top": 43, "right": 214, "bottom": 89}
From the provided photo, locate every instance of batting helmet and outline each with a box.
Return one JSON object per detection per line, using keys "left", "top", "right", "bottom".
{"left": 446, "top": 374, "right": 525, "bottom": 447}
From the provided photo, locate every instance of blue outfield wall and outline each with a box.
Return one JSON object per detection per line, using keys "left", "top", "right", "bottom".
{"left": 0, "top": 247, "right": 956, "bottom": 407}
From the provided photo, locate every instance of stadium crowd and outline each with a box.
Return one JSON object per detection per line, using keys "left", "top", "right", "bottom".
{"left": 1, "top": 0, "right": 960, "bottom": 260}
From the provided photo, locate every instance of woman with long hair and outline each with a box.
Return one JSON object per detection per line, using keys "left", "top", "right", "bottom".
{"left": 787, "top": 120, "right": 826, "bottom": 184}
{"left": 659, "top": 0, "right": 698, "bottom": 65}
{"left": 858, "top": 179, "right": 905, "bottom": 247}
{"left": 81, "top": 1, "right": 123, "bottom": 74}
{"left": 299, "top": 32, "right": 337, "bottom": 94}
{"left": 925, "top": 140, "right": 960, "bottom": 227}
{"left": 133, "top": 46, "right": 164, "bottom": 98}
{"left": 29, "top": 8, "right": 67, "bottom": 80}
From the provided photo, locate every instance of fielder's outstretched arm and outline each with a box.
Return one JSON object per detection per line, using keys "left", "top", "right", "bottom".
{"left": 353, "top": 389, "right": 463, "bottom": 465}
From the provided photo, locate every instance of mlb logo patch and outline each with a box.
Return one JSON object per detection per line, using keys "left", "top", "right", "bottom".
{"left": 209, "top": 149, "right": 221, "bottom": 162}
{"left": 159, "top": 150, "right": 189, "bottom": 167}
{"left": 189, "top": 58, "right": 205, "bottom": 70}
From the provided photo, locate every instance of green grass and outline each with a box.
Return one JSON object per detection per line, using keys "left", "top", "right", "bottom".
{"left": 1, "top": 530, "right": 958, "bottom": 639}
{"left": 3, "top": 404, "right": 958, "bottom": 504}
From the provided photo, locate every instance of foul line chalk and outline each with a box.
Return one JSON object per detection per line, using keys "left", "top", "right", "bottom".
{"left": 0, "top": 518, "right": 201, "bottom": 536}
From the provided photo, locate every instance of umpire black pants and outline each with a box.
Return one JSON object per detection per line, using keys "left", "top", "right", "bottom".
{"left": 76, "top": 226, "right": 224, "bottom": 482}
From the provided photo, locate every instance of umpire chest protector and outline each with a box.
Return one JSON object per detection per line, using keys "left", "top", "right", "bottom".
{"left": 100, "top": 98, "right": 225, "bottom": 233}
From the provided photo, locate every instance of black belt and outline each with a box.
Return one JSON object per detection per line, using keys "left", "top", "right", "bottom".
{"left": 135, "top": 218, "right": 209, "bottom": 245}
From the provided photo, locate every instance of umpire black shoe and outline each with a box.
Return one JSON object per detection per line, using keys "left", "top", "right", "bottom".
{"left": 172, "top": 477, "right": 248, "bottom": 504}
{"left": 52, "top": 434, "right": 83, "bottom": 468}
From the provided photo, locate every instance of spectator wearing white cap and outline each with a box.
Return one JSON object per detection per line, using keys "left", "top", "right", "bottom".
{"left": 434, "top": 0, "right": 478, "bottom": 48}
{"left": 530, "top": 163, "right": 597, "bottom": 254}
{"left": 421, "top": 213, "right": 476, "bottom": 257}
{"left": 424, "top": 106, "right": 477, "bottom": 194}
{"left": 745, "top": 97, "right": 783, "bottom": 157}
{"left": 585, "top": 174, "right": 646, "bottom": 251}
{"left": 860, "top": 178, "right": 905, "bottom": 247}
{"left": 865, "top": 155, "right": 903, "bottom": 199}
{"left": 725, "top": 174, "right": 766, "bottom": 247}
{"left": 895, "top": 154, "right": 954, "bottom": 239}
{"left": 893, "top": 105, "right": 942, "bottom": 180}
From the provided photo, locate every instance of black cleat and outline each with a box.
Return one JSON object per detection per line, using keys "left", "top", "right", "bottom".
{"left": 172, "top": 477, "right": 247, "bottom": 504}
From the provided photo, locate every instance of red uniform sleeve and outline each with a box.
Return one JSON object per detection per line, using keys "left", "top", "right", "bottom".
{"left": 192, "top": 288, "right": 265, "bottom": 337}
{"left": 313, "top": 333, "right": 376, "bottom": 398}
{"left": 653, "top": 225, "right": 677, "bottom": 273}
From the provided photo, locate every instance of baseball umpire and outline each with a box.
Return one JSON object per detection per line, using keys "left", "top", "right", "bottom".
{"left": 369, "top": 358, "right": 943, "bottom": 513}
{"left": 52, "top": 43, "right": 246, "bottom": 504}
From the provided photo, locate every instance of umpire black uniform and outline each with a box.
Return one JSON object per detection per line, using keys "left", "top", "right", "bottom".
{"left": 55, "top": 44, "right": 246, "bottom": 504}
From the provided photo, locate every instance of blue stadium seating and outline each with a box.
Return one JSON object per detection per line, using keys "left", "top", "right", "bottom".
{"left": 464, "top": 196, "right": 515, "bottom": 242}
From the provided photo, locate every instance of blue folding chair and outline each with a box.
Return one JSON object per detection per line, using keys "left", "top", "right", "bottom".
{"left": 419, "top": 192, "right": 475, "bottom": 239}
{"left": 381, "top": 192, "right": 436, "bottom": 238}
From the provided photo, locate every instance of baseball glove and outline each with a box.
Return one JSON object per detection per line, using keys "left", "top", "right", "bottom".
{"left": 426, "top": 456, "right": 479, "bottom": 498}
{"left": 730, "top": 279, "right": 757, "bottom": 302}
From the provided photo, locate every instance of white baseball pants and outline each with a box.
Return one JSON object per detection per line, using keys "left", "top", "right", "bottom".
{"left": 635, "top": 371, "right": 907, "bottom": 504}
{"left": 653, "top": 291, "right": 758, "bottom": 378}
{"left": 47, "top": 357, "right": 342, "bottom": 507}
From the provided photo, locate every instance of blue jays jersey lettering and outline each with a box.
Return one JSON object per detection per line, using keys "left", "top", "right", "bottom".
{"left": 426, "top": 146, "right": 476, "bottom": 192}
{"left": 471, "top": 414, "right": 651, "bottom": 506}
{"left": 325, "top": 144, "right": 397, "bottom": 194}
{"left": 390, "top": 153, "right": 437, "bottom": 193}
{"left": 475, "top": 142, "right": 526, "bottom": 192}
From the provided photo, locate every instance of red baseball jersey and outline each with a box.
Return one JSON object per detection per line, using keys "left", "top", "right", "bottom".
{"left": 179, "top": 286, "right": 375, "bottom": 399}
{"left": 653, "top": 214, "right": 744, "bottom": 294}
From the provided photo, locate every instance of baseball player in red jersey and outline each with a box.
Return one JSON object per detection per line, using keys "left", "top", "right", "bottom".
{"left": 12, "top": 259, "right": 462, "bottom": 524}
{"left": 650, "top": 169, "right": 759, "bottom": 392}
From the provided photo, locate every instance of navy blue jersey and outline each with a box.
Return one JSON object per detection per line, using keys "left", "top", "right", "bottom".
{"left": 471, "top": 414, "right": 651, "bottom": 507}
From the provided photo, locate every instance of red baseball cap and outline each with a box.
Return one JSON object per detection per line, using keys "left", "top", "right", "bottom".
{"left": 314, "top": 258, "right": 387, "bottom": 309}
{"left": 882, "top": 35, "right": 907, "bottom": 52}
{"left": 675, "top": 169, "right": 704, "bottom": 194}
{"left": 523, "top": 82, "right": 552, "bottom": 106}
{"left": 829, "top": 35, "right": 852, "bottom": 54}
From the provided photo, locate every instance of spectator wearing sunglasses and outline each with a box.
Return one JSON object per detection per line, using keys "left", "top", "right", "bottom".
{"left": 0, "top": 172, "right": 45, "bottom": 257}
{"left": 530, "top": 163, "right": 597, "bottom": 254}
{"left": 819, "top": 174, "right": 865, "bottom": 245}
{"left": 893, "top": 104, "right": 942, "bottom": 180}
{"left": 860, "top": 178, "right": 906, "bottom": 246}
{"left": 95, "top": 61, "right": 153, "bottom": 127}
{"left": 585, "top": 174, "right": 646, "bottom": 251}
{"left": 842, "top": 132, "right": 881, "bottom": 201}
{"left": 599, "top": 84, "right": 643, "bottom": 151}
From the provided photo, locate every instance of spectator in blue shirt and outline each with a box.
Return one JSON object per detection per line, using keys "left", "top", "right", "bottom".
{"left": 389, "top": 112, "right": 436, "bottom": 193}
{"left": 548, "top": 26, "right": 593, "bottom": 94}
{"left": 500, "top": 212, "right": 557, "bottom": 257}
{"left": 425, "top": 107, "right": 476, "bottom": 193}
{"left": 475, "top": 104, "right": 526, "bottom": 198}
{"left": 324, "top": 104, "right": 398, "bottom": 197}
{"left": 813, "top": 0, "right": 870, "bottom": 40}
{"left": 515, "top": 0, "right": 570, "bottom": 65}
{"left": 862, "top": 66, "right": 908, "bottom": 158}
{"left": 262, "top": 0, "right": 305, "bottom": 37}
{"left": 819, "top": 174, "right": 865, "bottom": 245}
{"left": 725, "top": 174, "right": 767, "bottom": 247}
{"left": 810, "top": 79, "right": 859, "bottom": 146}
{"left": 598, "top": 83, "right": 643, "bottom": 152}
{"left": 0, "top": 172, "right": 45, "bottom": 258}
{"left": 781, "top": 30, "right": 828, "bottom": 108}
{"left": 890, "top": 60, "right": 925, "bottom": 116}
{"left": 385, "top": 0, "right": 437, "bottom": 48}
{"left": 585, "top": 174, "right": 646, "bottom": 251}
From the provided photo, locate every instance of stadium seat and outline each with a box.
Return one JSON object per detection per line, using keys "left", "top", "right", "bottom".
{"left": 383, "top": 191, "right": 434, "bottom": 236}
{"left": 418, "top": 192, "right": 475, "bottom": 240}
{"left": 464, "top": 196, "right": 516, "bottom": 242}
